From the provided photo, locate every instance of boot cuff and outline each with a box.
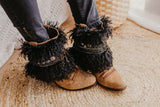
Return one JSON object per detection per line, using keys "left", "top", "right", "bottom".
{"left": 21, "top": 23, "right": 76, "bottom": 82}
{"left": 69, "top": 17, "right": 113, "bottom": 73}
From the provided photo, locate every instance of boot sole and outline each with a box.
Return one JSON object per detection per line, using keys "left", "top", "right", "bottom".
{"left": 97, "top": 82, "right": 127, "bottom": 91}
{"left": 55, "top": 82, "right": 97, "bottom": 91}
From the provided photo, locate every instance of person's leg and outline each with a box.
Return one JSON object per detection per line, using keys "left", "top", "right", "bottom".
{"left": 0, "top": 0, "right": 49, "bottom": 42}
{"left": 0, "top": 0, "right": 96, "bottom": 90}
{"left": 67, "top": 0, "right": 101, "bottom": 28}
{"left": 68, "top": 0, "right": 127, "bottom": 90}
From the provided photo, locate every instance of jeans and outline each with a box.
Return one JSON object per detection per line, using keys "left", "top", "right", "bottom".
{"left": 0, "top": 0, "right": 49, "bottom": 42}
{"left": 67, "top": 0, "right": 101, "bottom": 28}
{"left": 0, "top": 0, "right": 101, "bottom": 42}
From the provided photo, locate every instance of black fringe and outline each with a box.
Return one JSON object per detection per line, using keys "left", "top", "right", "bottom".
{"left": 70, "top": 16, "right": 112, "bottom": 47}
{"left": 69, "top": 17, "right": 113, "bottom": 74}
{"left": 25, "top": 51, "right": 75, "bottom": 82}
{"left": 21, "top": 23, "right": 66, "bottom": 65}
{"left": 69, "top": 48, "right": 113, "bottom": 74}
{"left": 21, "top": 23, "right": 76, "bottom": 82}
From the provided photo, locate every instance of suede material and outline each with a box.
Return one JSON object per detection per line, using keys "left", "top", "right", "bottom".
{"left": 95, "top": 67, "right": 127, "bottom": 90}
{"left": 56, "top": 68, "right": 96, "bottom": 90}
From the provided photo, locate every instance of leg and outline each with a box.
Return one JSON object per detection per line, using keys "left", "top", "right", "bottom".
{"left": 67, "top": 0, "right": 101, "bottom": 28}
{"left": 68, "top": 0, "right": 127, "bottom": 90}
{"left": 0, "top": 0, "right": 49, "bottom": 42}
{"left": 0, "top": 0, "right": 96, "bottom": 90}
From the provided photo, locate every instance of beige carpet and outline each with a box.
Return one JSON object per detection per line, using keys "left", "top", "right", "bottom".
{"left": 0, "top": 20, "right": 160, "bottom": 107}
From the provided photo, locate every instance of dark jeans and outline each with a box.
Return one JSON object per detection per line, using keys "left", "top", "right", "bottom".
{"left": 0, "top": 0, "right": 101, "bottom": 42}
{"left": 67, "top": 0, "right": 101, "bottom": 28}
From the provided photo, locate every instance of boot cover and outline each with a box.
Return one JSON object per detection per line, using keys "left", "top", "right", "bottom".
{"left": 21, "top": 23, "right": 76, "bottom": 82}
{"left": 69, "top": 17, "right": 113, "bottom": 74}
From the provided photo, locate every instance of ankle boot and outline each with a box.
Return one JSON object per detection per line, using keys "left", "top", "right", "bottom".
{"left": 95, "top": 67, "right": 126, "bottom": 90}
{"left": 0, "top": 0, "right": 96, "bottom": 90}
{"left": 55, "top": 66, "right": 96, "bottom": 91}
{"left": 21, "top": 23, "right": 96, "bottom": 90}
{"left": 69, "top": 17, "right": 126, "bottom": 91}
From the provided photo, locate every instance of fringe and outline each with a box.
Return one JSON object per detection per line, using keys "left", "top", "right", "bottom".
{"left": 69, "top": 17, "right": 113, "bottom": 73}
{"left": 21, "top": 23, "right": 76, "bottom": 82}
{"left": 25, "top": 51, "right": 75, "bottom": 82}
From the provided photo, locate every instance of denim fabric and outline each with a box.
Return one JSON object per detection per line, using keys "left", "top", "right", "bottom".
{"left": 0, "top": 0, "right": 101, "bottom": 42}
{"left": 67, "top": 0, "right": 101, "bottom": 28}
{"left": 0, "top": 0, "right": 49, "bottom": 42}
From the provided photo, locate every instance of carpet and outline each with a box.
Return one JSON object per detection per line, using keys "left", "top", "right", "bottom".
{"left": 0, "top": 20, "right": 160, "bottom": 107}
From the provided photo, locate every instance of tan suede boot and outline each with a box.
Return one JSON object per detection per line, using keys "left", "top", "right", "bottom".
{"left": 95, "top": 67, "right": 127, "bottom": 91}
{"left": 55, "top": 67, "right": 96, "bottom": 91}
{"left": 69, "top": 17, "right": 126, "bottom": 91}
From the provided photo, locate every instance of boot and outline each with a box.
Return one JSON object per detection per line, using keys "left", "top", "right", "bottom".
{"left": 0, "top": 0, "right": 96, "bottom": 90}
{"left": 95, "top": 67, "right": 126, "bottom": 90}
{"left": 56, "top": 66, "right": 96, "bottom": 90}
{"left": 21, "top": 23, "right": 96, "bottom": 90}
{"left": 69, "top": 17, "right": 127, "bottom": 90}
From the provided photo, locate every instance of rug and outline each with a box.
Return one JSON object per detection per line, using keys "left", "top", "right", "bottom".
{"left": 0, "top": 20, "right": 160, "bottom": 107}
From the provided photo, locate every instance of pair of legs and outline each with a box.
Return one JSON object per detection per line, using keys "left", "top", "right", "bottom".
{"left": 0, "top": 0, "right": 100, "bottom": 42}
{"left": 0, "top": 0, "right": 126, "bottom": 91}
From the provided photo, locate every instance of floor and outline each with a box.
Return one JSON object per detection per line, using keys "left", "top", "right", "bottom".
{"left": 0, "top": 19, "right": 160, "bottom": 107}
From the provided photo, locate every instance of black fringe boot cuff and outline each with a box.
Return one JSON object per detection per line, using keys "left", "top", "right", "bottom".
{"left": 21, "top": 23, "right": 76, "bottom": 82}
{"left": 69, "top": 17, "right": 113, "bottom": 74}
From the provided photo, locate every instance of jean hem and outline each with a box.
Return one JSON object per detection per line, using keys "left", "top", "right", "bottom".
{"left": 87, "top": 18, "right": 101, "bottom": 28}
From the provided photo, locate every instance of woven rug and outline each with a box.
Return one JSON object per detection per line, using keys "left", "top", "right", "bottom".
{"left": 0, "top": 20, "right": 160, "bottom": 107}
